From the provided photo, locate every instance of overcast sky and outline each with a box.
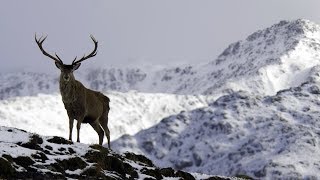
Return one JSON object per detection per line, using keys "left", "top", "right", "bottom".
{"left": 1, "top": 1, "right": 320, "bottom": 73}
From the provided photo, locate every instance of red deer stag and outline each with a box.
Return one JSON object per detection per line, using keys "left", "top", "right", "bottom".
{"left": 35, "top": 35, "right": 111, "bottom": 148}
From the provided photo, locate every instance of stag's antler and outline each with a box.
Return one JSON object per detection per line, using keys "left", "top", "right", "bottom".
{"left": 35, "top": 34, "right": 63, "bottom": 64}
{"left": 72, "top": 35, "right": 98, "bottom": 65}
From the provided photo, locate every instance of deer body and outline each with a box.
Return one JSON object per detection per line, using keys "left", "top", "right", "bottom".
{"left": 60, "top": 76, "right": 110, "bottom": 146}
{"left": 35, "top": 35, "right": 111, "bottom": 148}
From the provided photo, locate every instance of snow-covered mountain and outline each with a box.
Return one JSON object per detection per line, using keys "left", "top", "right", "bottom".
{"left": 2, "top": 19, "right": 320, "bottom": 179}
{"left": 109, "top": 19, "right": 320, "bottom": 179}
{"left": 209, "top": 19, "right": 320, "bottom": 95}
{"left": 0, "top": 69, "right": 143, "bottom": 100}
{"left": 112, "top": 67, "right": 320, "bottom": 179}
{"left": 0, "top": 91, "right": 214, "bottom": 143}
{"left": 2, "top": 19, "right": 320, "bottom": 99}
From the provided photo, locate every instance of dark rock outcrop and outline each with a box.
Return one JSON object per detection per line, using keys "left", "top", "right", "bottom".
{"left": 0, "top": 126, "right": 236, "bottom": 179}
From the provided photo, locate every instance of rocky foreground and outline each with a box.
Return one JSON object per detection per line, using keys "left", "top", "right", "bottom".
{"left": 0, "top": 126, "right": 244, "bottom": 179}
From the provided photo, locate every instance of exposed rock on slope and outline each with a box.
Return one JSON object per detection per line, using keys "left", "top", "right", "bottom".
{"left": 207, "top": 19, "right": 320, "bottom": 95}
{"left": 112, "top": 71, "right": 320, "bottom": 179}
{"left": 0, "top": 126, "right": 236, "bottom": 179}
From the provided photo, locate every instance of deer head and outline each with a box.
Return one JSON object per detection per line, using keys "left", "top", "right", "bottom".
{"left": 35, "top": 34, "right": 98, "bottom": 82}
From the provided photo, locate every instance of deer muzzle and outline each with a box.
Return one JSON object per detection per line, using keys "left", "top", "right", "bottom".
{"left": 63, "top": 74, "right": 71, "bottom": 82}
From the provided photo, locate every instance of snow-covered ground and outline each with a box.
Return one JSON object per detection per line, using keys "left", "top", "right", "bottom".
{"left": 0, "top": 91, "right": 215, "bottom": 143}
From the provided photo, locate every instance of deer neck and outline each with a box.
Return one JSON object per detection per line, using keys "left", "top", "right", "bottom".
{"left": 59, "top": 75, "right": 78, "bottom": 103}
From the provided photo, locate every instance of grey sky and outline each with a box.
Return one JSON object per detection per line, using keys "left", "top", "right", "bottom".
{"left": 1, "top": 0, "right": 320, "bottom": 73}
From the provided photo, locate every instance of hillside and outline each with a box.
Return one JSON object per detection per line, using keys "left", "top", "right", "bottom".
{"left": 0, "top": 91, "right": 214, "bottom": 143}
{"left": 0, "top": 126, "right": 239, "bottom": 179}
{"left": 112, "top": 66, "right": 320, "bottom": 179}
{"left": 208, "top": 19, "right": 320, "bottom": 95}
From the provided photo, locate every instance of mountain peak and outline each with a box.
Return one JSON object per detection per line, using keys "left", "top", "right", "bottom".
{"left": 246, "top": 19, "right": 320, "bottom": 42}
{"left": 206, "top": 19, "right": 320, "bottom": 96}
{"left": 217, "top": 19, "right": 320, "bottom": 62}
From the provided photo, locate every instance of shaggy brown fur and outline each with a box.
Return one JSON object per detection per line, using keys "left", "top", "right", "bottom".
{"left": 35, "top": 35, "right": 111, "bottom": 148}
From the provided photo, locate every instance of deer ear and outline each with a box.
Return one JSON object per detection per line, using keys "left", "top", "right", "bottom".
{"left": 72, "top": 63, "right": 81, "bottom": 71}
{"left": 55, "top": 62, "right": 62, "bottom": 70}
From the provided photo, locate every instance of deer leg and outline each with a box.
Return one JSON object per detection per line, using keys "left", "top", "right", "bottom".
{"left": 76, "top": 120, "right": 82, "bottom": 143}
{"left": 69, "top": 118, "right": 74, "bottom": 141}
{"left": 90, "top": 121, "right": 104, "bottom": 145}
{"left": 99, "top": 113, "right": 111, "bottom": 148}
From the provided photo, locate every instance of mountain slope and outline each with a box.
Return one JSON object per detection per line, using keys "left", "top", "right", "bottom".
{"left": 0, "top": 91, "right": 214, "bottom": 143}
{"left": 199, "top": 19, "right": 320, "bottom": 95}
{"left": 112, "top": 67, "right": 320, "bottom": 179}
{"left": 0, "top": 126, "right": 236, "bottom": 179}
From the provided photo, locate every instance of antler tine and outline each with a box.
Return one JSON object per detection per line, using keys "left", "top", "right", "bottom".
{"left": 90, "top": 34, "right": 97, "bottom": 43}
{"left": 72, "top": 35, "right": 98, "bottom": 65}
{"left": 72, "top": 56, "right": 78, "bottom": 64}
{"left": 35, "top": 34, "right": 63, "bottom": 64}
{"left": 55, "top": 53, "right": 63, "bottom": 62}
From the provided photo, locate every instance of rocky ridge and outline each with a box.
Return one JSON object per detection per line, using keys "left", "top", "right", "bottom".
{"left": 112, "top": 67, "right": 320, "bottom": 179}
{"left": 0, "top": 126, "right": 242, "bottom": 179}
